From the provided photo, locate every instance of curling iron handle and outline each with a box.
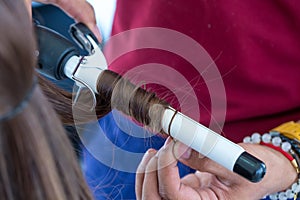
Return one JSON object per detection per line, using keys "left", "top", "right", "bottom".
{"left": 35, "top": 24, "right": 79, "bottom": 80}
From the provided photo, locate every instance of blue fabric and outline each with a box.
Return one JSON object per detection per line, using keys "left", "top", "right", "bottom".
{"left": 81, "top": 111, "right": 194, "bottom": 200}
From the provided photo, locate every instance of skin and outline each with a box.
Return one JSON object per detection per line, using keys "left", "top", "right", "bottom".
{"left": 27, "top": 0, "right": 102, "bottom": 42}
{"left": 136, "top": 137, "right": 298, "bottom": 200}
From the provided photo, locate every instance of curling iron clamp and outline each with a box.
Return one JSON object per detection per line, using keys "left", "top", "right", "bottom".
{"left": 35, "top": 22, "right": 266, "bottom": 182}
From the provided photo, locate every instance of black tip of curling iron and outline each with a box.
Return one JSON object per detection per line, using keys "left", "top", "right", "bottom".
{"left": 233, "top": 152, "right": 266, "bottom": 183}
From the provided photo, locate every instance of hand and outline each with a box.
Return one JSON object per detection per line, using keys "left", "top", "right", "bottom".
{"left": 136, "top": 137, "right": 297, "bottom": 200}
{"left": 33, "top": 0, "right": 102, "bottom": 42}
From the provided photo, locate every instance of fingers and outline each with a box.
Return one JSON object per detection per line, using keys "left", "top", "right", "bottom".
{"left": 155, "top": 138, "right": 201, "bottom": 199}
{"left": 64, "top": 0, "right": 102, "bottom": 42}
{"left": 138, "top": 139, "right": 292, "bottom": 200}
{"left": 156, "top": 137, "right": 182, "bottom": 198}
{"left": 173, "top": 141, "right": 239, "bottom": 183}
{"left": 141, "top": 153, "right": 161, "bottom": 200}
{"left": 137, "top": 137, "right": 221, "bottom": 200}
{"left": 36, "top": 0, "right": 102, "bottom": 42}
{"left": 136, "top": 137, "right": 184, "bottom": 200}
{"left": 136, "top": 148, "right": 162, "bottom": 200}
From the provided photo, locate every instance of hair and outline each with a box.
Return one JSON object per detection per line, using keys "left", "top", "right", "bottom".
{"left": 0, "top": 1, "right": 93, "bottom": 199}
{"left": 97, "top": 70, "right": 169, "bottom": 133}
{"left": 40, "top": 69, "right": 170, "bottom": 133}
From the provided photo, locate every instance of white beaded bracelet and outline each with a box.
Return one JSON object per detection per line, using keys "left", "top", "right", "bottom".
{"left": 243, "top": 132, "right": 300, "bottom": 200}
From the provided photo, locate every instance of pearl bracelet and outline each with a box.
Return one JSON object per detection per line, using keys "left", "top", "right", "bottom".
{"left": 243, "top": 131, "right": 300, "bottom": 200}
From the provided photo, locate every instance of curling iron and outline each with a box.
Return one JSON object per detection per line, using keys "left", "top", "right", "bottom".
{"left": 35, "top": 22, "right": 266, "bottom": 182}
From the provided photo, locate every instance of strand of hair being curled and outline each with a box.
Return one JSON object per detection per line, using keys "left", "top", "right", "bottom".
{"left": 39, "top": 69, "right": 170, "bottom": 133}
{"left": 97, "top": 70, "right": 169, "bottom": 133}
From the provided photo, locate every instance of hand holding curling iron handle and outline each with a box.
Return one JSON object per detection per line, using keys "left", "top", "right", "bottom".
{"left": 162, "top": 108, "right": 266, "bottom": 182}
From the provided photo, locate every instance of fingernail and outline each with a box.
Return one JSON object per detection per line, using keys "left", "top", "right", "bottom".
{"left": 163, "top": 137, "right": 173, "bottom": 149}
{"left": 173, "top": 142, "right": 191, "bottom": 160}
{"left": 146, "top": 148, "right": 156, "bottom": 154}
